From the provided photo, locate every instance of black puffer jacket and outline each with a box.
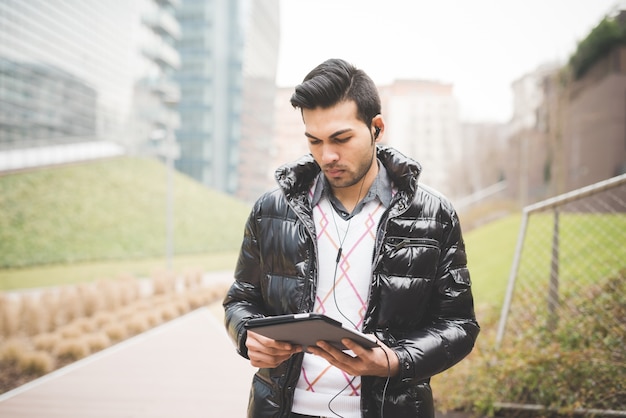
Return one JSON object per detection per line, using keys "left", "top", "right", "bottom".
{"left": 224, "top": 146, "right": 479, "bottom": 418}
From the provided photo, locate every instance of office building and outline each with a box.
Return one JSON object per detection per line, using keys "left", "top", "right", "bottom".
{"left": 0, "top": 0, "right": 180, "bottom": 166}
{"left": 381, "top": 80, "right": 463, "bottom": 199}
{"left": 175, "top": 0, "right": 279, "bottom": 198}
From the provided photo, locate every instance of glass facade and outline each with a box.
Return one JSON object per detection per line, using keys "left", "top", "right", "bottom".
{"left": 175, "top": 0, "right": 279, "bottom": 199}
{"left": 236, "top": 0, "right": 280, "bottom": 202}
{"left": 0, "top": 0, "right": 134, "bottom": 148}
{"left": 0, "top": 0, "right": 180, "bottom": 159}
{"left": 175, "top": 0, "right": 244, "bottom": 194}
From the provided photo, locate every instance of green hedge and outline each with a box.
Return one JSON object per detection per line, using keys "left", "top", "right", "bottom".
{"left": 569, "top": 16, "right": 626, "bottom": 79}
{"left": 433, "top": 271, "right": 626, "bottom": 416}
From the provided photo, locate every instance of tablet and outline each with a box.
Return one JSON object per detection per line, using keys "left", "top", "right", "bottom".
{"left": 244, "top": 313, "right": 378, "bottom": 351}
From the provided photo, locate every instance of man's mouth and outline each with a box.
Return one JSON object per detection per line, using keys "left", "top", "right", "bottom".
{"left": 325, "top": 168, "right": 344, "bottom": 177}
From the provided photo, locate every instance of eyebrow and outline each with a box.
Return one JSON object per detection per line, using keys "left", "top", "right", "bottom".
{"left": 304, "top": 128, "right": 353, "bottom": 141}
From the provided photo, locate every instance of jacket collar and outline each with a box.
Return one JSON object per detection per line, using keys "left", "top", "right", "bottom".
{"left": 274, "top": 145, "right": 421, "bottom": 201}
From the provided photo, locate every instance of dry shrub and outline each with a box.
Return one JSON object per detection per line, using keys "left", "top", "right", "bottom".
{"left": 142, "top": 309, "right": 162, "bottom": 328}
{"left": 56, "top": 286, "right": 82, "bottom": 324}
{"left": 84, "top": 332, "right": 111, "bottom": 353}
{"left": 17, "top": 295, "right": 47, "bottom": 336}
{"left": 55, "top": 337, "right": 90, "bottom": 361}
{"left": 103, "top": 321, "right": 127, "bottom": 342}
{"left": 116, "top": 275, "right": 141, "bottom": 306}
{"left": 32, "top": 332, "right": 62, "bottom": 352}
{"left": 0, "top": 338, "right": 29, "bottom": 363}
{"left": 159, "top": 303, "right": 179, "bottom": 322}
{"left": 77, "top": 283, "right": 102, "bottom": 317}
{"left": 70, "top": 317, "right": 96, "bottom": 333}
{"left": 152, "top": 271, "right": 177, "bottom": 295}
{"left": 0, "top": 295, "right": 20, "bottom": 338}
{"left": 101, "top": 279, "right": 128, "bottom": 312}
{"left": 182, "top": 269, "right": 203, "bottom": 290}
{"left": 92, "top": 311, "right": 115, "bottom": 328}
{"left": 39, "top": 291, "right": 60, "bottom": 332}
{"left": 131, "top": 299, "right": 151, "bottom": 312}
{"left": 17, "top": 350, "right": 55, "bottom": 375}
{"left": 172, "top": 297, "right": 191, "bottom": 316}
{"left": 186, "top": 290, "right": 208, "bottom": 310}
{"left": 126, "top": 313, "right": 151, "bottom": 336}
{"left": 115, "top": 305, "right": 137, "bottom": 322}
{"left": 58, "top": 323, "right": 84, "bottom": 339}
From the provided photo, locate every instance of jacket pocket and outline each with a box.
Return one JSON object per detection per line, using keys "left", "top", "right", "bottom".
{"left": 381, "top": 237, "right": 441, "bottom": 279}
{"left": 375, "top": 237, "right": 442, "bottom": 328}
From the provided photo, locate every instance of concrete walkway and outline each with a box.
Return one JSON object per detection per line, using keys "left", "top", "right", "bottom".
{"left": 0, "top": 306, "right": 255, "bottom": 417}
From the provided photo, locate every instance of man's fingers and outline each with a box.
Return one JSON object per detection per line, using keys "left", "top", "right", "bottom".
{"left": 245, "top": 330, "right": 302, "bottom": 368}
{"left": 247, "top": 330, "right": 297, "bottom": 351}
{"left": 310, "top": 338, "right": 399, "bottom": 377}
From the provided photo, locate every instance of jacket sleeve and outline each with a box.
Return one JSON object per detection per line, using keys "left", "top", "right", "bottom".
{"left": 223, "top": 204, "right": 266, "bottom": 359}
{"left": 392, "top": 204, "right": 480, "bottom": 383}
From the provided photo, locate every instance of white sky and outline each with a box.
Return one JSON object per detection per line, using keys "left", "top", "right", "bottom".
{"left": 276, "top": 0, "right": 620, "bottom": 123}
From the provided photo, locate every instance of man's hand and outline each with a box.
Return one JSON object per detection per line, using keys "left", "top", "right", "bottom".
{"left": 245, "top": 330, "right": 302, "bottom": 368}
{"left": 307, "top": 338, "right": 400, "bottom": 377}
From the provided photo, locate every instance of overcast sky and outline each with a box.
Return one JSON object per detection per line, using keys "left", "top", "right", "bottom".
{"left": 276, "top": 0, "right": 620, "bottom": 123}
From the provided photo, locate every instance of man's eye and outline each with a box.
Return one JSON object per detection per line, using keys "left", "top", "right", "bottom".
{"left": 335, "top": 137, "right": 350, "bottom": 143}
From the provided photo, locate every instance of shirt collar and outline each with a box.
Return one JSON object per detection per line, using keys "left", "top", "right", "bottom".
{"left": 311, "top": 160, "right": 393, "bottom": 218}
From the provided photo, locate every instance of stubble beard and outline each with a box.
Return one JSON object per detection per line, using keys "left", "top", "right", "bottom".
{"left": 325, "top": 158, "right": 373, "bottom": 190}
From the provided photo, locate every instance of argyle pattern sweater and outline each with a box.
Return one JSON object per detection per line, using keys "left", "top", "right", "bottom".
{"left": 292, "top": 196, "right": 385, "bottom": 417}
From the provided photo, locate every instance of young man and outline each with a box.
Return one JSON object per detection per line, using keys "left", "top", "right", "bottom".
{"left": 224, "top": 58, "right": 479, "bottom": 418}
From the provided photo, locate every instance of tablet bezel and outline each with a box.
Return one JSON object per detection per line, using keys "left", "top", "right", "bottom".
{"left": 244, "top": 313, "right": 378, "bottom": 351}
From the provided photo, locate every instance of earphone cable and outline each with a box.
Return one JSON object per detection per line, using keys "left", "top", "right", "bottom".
{"left": 380, "top": 347, "right": 391, "bottom": 418}
{"left": 328, "top": 172, "right": 367, "bottom": 330}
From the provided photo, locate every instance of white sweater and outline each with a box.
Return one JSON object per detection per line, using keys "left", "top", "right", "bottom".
{"left": 292, "top": 196, "right": 384, "bottom": 417}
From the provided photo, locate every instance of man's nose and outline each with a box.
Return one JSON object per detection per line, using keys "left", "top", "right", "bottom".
{"left": 321, "top": 144, "right": 339, "bottom": 165}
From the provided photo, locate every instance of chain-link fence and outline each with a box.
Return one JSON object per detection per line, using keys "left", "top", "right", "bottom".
{"left": 497, "top": 173, "right": 626, "bottom": 346}
{"left": 494, "top": 173, "right": 626, "bottom": 412}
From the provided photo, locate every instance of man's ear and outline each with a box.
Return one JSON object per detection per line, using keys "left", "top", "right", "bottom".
{"left": 371, "top": 114, "right": 384, "bottom": 142}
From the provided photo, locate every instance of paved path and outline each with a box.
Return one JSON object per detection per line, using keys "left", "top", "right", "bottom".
{"left": 0, "top": 306, "right": 255, "bottom": 417}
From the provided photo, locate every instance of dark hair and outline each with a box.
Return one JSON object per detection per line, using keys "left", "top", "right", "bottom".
{"left": 290, "top": 58, "right": 381, "bottom": 127}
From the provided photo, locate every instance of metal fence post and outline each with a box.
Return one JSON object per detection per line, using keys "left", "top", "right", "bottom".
{"left": 495, "top": 212, "right": 529, "bottom": 349}
{"left": 547, "top": 208, "right": 559, "bottom": 331}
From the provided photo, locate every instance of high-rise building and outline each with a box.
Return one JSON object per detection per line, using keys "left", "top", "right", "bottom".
{"left": 131, "top": 0, "right": 182, "bottom": 157}
{"left": 381, "top": 80, "right": 463, "bottom": 199}
{"left": 0, "top": 0, "right": 180, "bottom": 157}
{"left": 174, "top": 0, "right": 279, "bottom": 198}
{"left": 175, "top": 0, "right": 242, "bottom": 193}
{"left": 236, "top": 0, "right": 280, "bottom": 202}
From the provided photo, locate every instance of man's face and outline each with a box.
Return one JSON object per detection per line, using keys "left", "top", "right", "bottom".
{"left": 302, "top": 100, "right": 379, "bottom": 191}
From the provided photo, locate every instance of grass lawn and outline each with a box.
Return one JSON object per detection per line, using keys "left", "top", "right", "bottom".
{"left": 463, "top": 214, "right": 522, "bottom": 312}
{"left": 0, "top": 251, "right": 239, "bottom": 290}
{"left": 0, "top": 157, "right": 250, "bottom": 269}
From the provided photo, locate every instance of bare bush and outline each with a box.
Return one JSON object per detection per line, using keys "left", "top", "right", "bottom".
{"left": 0, "top": 295, "right": 20, "bottom": 337}
{"left": 126, "top": 313, "right": 151, "bottom": 336}
{"left": 77, "top": 283, "right": 102, "bottom": 317}
{"left": 20, "top": 295, "right": 46, "bottom": 336}
{"left": 84, "top": 332, "right": 111, "bottom": 353}
{"left": 39, "top": 291, "right": 60, "bottom": 332}
{"left": 152, "top": 270, "right": 177, "bottom": 295}
{"left": 17, "top": 350, "right": 55, "bottom": 375}
{"left": 1, "top": 271, "right": 231, "bottom": 395}
{"left": 54, "top": 337, "right": 90, "bottom": 361}
{"left": 0, "top": 338, "right": 29, "bottom": 363}
{"left": 32, "top": 333, "right": 62, "bottom": 352}
{"left": 103, "top": 322, "right": 128, "bottom": 342}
